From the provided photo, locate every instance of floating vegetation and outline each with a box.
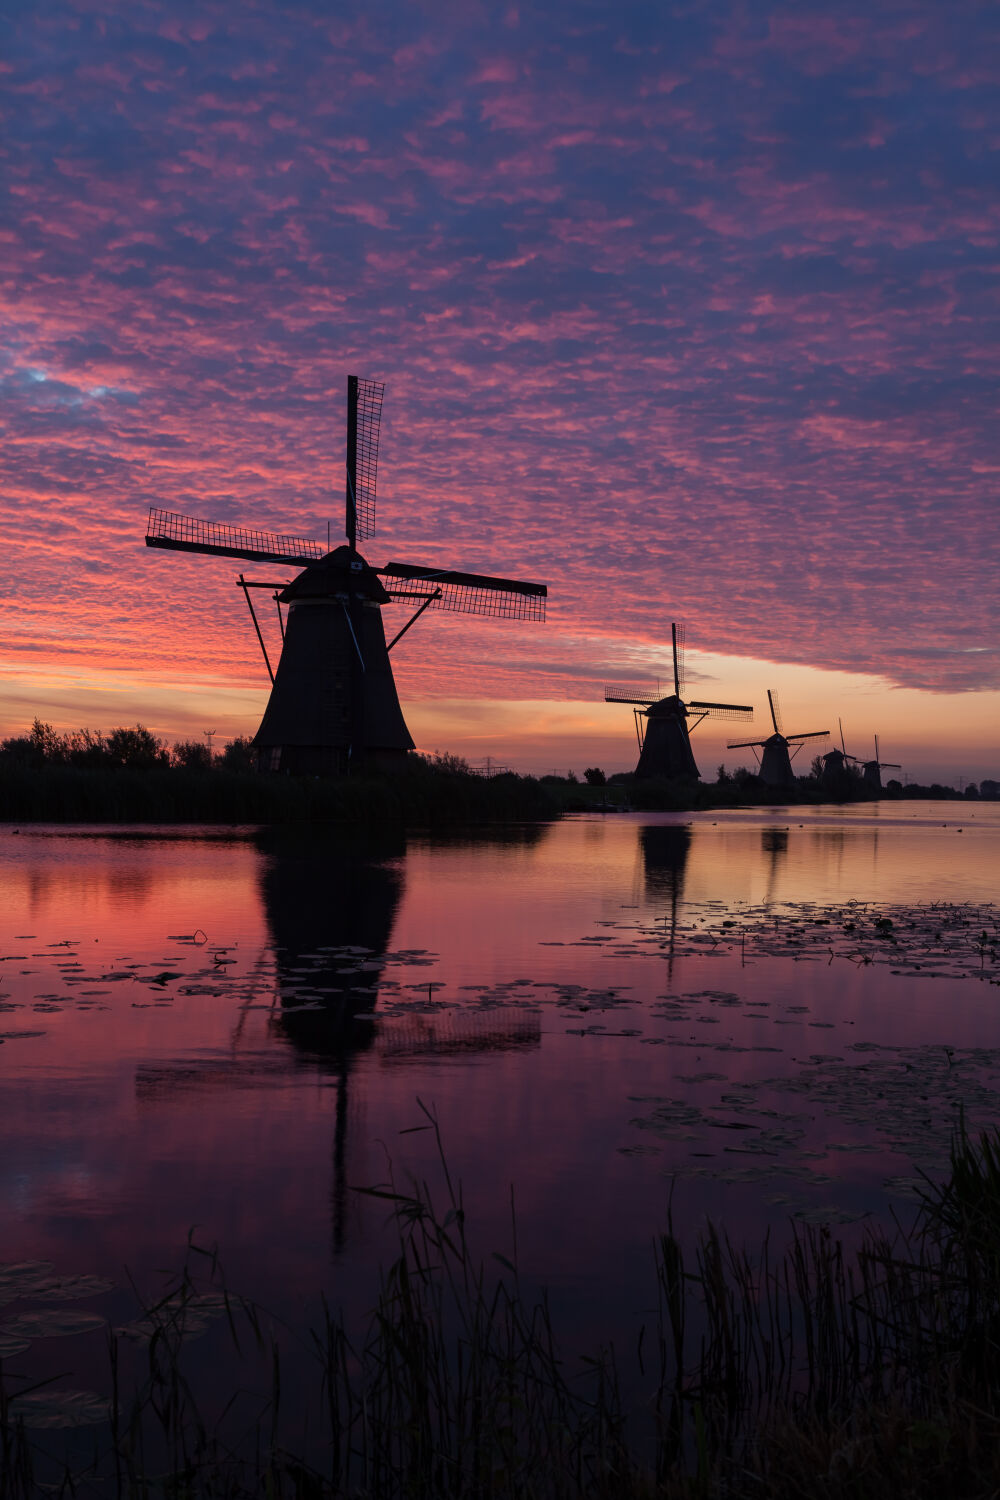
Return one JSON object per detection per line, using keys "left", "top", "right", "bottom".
{"left": 6, "top": 1389, "right": 111, "bottom": 1430}
{"left": 2, "top": 1308, "right": 106, "bottom": 1339}
{"left": 581, "top": 898, "right": 999, "bottom": 984}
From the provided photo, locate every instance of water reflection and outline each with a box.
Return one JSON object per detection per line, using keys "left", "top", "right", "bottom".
{"left": 760, "top": 827, "right": 788, "bottom": 905}
{"left": 131, "top": 827, "right": 546, "bottom": 1257}
{"left": 260, "top": 829, "right": 405, "bottom": 1250}
{"left": 639, "top": 823, "right": 691, "bottom": 904}
{"left": 260, "top": 828, "right": 404, "bottom": 1046}
{"left": 639, "top": 822, "right": 691, "bottom": 977}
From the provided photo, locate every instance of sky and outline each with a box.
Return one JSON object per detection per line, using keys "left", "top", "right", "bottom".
{"left": 2, "top": 0, "right": 998, "bottom": 782}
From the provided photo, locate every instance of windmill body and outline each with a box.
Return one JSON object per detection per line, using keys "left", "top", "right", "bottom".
{"left": 253, "top": 547, "right": 413, "bottom": 774}
{"left": 145, "top": 378, "right": 546, "bottom": 774}
{"left": 636, "top": 696, "right": 700, "bottom": 780}
{"left": 757, "top": 736, "right": 796, "bottom": 787}
{"left": 820, "top": 748, "right": 849, "bottom": 788}
{"left": 727, "top": 691, "right": 828, "bottom": 788}
{"left": 862, "top": 734, "right": 901, "bottom": 792}
{"left": 820, "top": 720, "right": 862, "bottom": 795}
{"left": 606, "top": 625, "right": 752, "bottom": 781}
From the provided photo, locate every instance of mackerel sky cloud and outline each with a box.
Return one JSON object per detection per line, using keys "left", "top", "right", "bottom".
{"left": 2, "top": 1, "right": 998, "bottom": 761}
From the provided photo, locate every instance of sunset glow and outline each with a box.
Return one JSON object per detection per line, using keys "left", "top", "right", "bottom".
{"left": 2, "top": 3, "right": 998, "bottom": 781}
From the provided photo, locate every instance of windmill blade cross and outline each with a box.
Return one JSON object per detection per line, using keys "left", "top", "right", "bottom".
{"left": 767, "top": 689, "right": 783, "bottom": 736}
{"left": 379, "top": 562, "right": 547, "bottom": 621}
{"left": 145, "top": 508, "right": 324, "bottom": 567}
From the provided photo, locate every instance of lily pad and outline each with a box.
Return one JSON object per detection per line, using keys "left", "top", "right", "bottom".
{"left": 4, "top": 1309, "right": 106, "bottom": 1338}
{"left": 9, "top": 1389, "right": 111, "bottom": 1428}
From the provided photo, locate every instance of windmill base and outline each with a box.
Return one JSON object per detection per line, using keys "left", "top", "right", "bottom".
{"left": 255, "top": 744, "right": 413, "bottom": 777}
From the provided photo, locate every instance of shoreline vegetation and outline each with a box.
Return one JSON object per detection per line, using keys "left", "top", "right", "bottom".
{"left": 6, "top": 1115, "right": 1000, "bottom": 1498}
{"left": 0, "top": 720, "right": 985, "bottom": 826}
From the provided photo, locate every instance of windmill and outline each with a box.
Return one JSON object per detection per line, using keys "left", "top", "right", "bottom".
{"left": 862, "top": 734, "right": 901, "bottom": 792}
{"left": 145, "top": 377, "right": 547, "bottom": 774}
{"left": 726, "top": 691, "right": 829, "bottom": 788}
{"left": 604, "top": 623, "right": 752, "bottom": 780}
{"left": 820, "top": 719, "right": 861, "bottom": 794}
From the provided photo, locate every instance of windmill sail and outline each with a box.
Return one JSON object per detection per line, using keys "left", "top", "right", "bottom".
{"left": 379, "top": 563, "right": 546, "bottom": 620}
{"left": 605, "top": 685, "right": 658, "bottom": 707}
{"left": 146, "top": 509, "right": 322, "bottom": 567}
{"left": 728, "top": 729, "right": 827, "bottom": 749}
{"left": 346, "top": 376, "right": 384, "bottom": 546}
{"left": 686, "top": 700, "right": 753, "bottom": 720}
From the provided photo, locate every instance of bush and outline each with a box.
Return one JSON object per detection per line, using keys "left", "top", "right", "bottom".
{"left": 171, "top": 739, "right": 214, "bottom": 771}
{"left": 219, "top": 735, "right": 255, "bottom": 772}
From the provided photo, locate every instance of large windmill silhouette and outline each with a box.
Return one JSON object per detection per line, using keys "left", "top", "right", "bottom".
{"left": 605, "top": 623, "right": 752, "bottom": 780}
{"left": 145, "top": 377, "right": 547, "bottom": 774}
{"left": 726, "top": 691, "right": 829, "bottom": 788}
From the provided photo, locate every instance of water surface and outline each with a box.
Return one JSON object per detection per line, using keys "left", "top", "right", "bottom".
{"left": 1, "top": 804, "right": 997, "bottom": 1386}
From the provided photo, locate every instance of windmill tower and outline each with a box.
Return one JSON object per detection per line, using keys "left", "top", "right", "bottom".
{"left": 821, "top": 719, "right": 861, "bottom": 794}
{"left": 145, "top": 377, "right": 547, "bottom": 775}
{"left": 862, "top": 734, "right": 901, "bottom": 791}
{"left": 604, "top": 623, "right": 752, "bottom": 780}
{"left": 726, "top": 691, "right": 829, "bottom": 788}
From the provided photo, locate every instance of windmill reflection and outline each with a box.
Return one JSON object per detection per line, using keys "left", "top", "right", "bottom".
{"left": 257, "top": 827, "right": 405, "bottom": 1252}
{"left": 134, "top": 827, "right": 545, "bottom": 1258}
{"left": 761, "top": 827, "right": 789, "bottom": 905}
{"left": 639, "top": 822, "right": 692, "bottom": 979}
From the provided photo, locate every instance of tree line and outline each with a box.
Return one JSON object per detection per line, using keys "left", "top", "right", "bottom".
{"left": 0, "top": 719, "right": 254, "bottom": 772}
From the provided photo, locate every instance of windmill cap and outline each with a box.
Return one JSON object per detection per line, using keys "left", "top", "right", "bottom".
{"left": 280, "top": 545, "right": 391, "bottom": 604}
{"left": 646, "top": 695, "right": 687, "bottom": 717}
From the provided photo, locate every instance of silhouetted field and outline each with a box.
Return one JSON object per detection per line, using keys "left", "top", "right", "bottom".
{"left": 0, "top": 762, "right": 559, "bottom": 827}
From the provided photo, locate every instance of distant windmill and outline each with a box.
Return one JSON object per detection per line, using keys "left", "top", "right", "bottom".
{"left": 726, "top": 691, "right": 829, "bottom": 788}
{"left": 145, "top": 377, "right": 547, "bottom": 774}
{"left": 862, "top": 734, "right": 901, "bottom": 792}
{"left": 821, "top": 718, "right": 861, "bottom": 793}
{"left": 605, "top": 623, "right": 752, "bottom": 780}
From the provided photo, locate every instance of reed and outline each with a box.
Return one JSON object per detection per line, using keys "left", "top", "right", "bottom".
{"left": 5, "top": 1115, "right": 1000, "bottom": 1498}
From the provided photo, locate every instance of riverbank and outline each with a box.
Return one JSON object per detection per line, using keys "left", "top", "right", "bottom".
{"left": 545, "top": 774, "right": 981, "bottom": 814}
{"left": 0, "top": 760, "right": 981, "bottom": 827}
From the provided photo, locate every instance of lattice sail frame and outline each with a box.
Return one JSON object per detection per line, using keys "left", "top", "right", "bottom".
{"left": 672, "top": 622, "right": 686, "bottom": 696}
{"left": 353, "top": 378, "right": 384, "bottom": 541}
{"left": 382, "top": 567, "right": 546, "bottom": 622}
{"left": 383, "top": 576, "right": 548, "bottom": 618}
{"left": 605, "top": 684, "right": 659, "bottom": 706}
{"left": 686, "top": 701, "right": 754, "bottom": 722}
{"left": 146, "top": 508, "right": 323, "bottom": 566}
